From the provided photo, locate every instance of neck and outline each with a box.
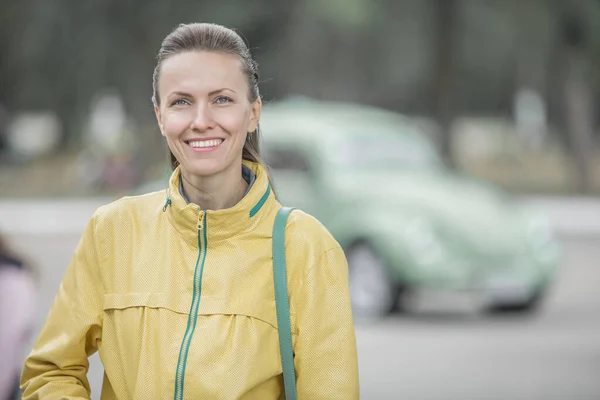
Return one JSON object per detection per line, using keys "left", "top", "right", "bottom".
{"left": 180, "top": 164, "right": 248, "bottom": 211}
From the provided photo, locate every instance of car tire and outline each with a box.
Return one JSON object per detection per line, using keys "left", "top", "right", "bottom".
{"left": 488, "top": 285, "right": 547, "bottom": 314}
{"left": 347, "top": 243, "right": 397, "bottom": 320}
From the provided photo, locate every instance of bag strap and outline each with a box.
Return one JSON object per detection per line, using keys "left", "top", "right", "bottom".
{"left": 272, "top": 206, "right": 298, "bottom": 400}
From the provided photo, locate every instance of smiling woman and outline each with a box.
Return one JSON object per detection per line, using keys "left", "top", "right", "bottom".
{"left": 152, "top": 25, "right": 263, "bottom": 210}
{"left": 20, "top": 23, "right": 359, "bottom": 400}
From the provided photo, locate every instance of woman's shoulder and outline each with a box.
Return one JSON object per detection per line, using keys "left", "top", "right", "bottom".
{"left": 278, "top": 208, "right": 347, "bottom": 286}
{"left": 92, "top": 189, "right": 168, "bottom": 226}
{"left": 283, "top": 208, "right": 341, "bottom": 254}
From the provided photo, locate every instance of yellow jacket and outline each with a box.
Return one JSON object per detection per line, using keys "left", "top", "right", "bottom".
{"left": 21, "top": 161, "right": 359, "bottom": 400}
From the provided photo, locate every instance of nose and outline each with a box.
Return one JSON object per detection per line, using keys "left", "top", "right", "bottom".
{"left": 190, "top": 103, "right": 216, "bottom": 132}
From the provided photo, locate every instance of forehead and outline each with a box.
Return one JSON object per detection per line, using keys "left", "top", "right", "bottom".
{"left": 159, "top": 51, "right": 246, "bottom": 92}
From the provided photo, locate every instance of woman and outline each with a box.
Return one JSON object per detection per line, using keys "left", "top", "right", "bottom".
{"left": 0, "top": 236, "right": 35, "bottom": 400}
{"left": 21, "top": 23, "right": 359, "bottom": 399}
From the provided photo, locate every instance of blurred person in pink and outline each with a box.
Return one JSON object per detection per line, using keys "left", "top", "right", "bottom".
{"left": 0, "top": 236, "right": 36, "bottom": 400}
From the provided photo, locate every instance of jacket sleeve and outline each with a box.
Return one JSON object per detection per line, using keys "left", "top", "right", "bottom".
{"left": 292, "top": 245, "right": 360, "bottom": 399}
{"left": 21, "top": 214, "right": 104, "bottom": 399}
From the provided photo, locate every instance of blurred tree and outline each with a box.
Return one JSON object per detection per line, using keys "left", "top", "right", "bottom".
{"left": 556, "top": 6, "right": 595, "bottom": 193}
{"left": 2, "top": 0, "right": 600, "bottom": 192}
{"left": 432, "top": 0, "right": 458, "bottom": 167}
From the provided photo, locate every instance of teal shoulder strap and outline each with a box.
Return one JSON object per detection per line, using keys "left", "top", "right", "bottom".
{"left": 272, "top": 206, "right": 298, "bottom": 400}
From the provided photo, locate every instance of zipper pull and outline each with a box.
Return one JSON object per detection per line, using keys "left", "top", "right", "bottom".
{"left": 162, "top": 189, "right": 172, "bottom": 212}
{"left": 197, "top": 209, "right": 204, "bottom": 231}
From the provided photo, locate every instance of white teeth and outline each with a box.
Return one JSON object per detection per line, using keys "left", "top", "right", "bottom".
{"left": 188, "top": 139, "right": 223, "bottom": 148}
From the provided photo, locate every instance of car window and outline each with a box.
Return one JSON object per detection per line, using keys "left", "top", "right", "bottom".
{"left": 263, "top": 145, "right": 311, "bottom": 172}
{"left": 331, "top": 129, "right": 441, "bottom": 170}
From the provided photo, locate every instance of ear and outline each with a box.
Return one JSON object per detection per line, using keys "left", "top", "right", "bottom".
{"left": 154, "top": 105, "right": 166, "bottom": 137}
{"left": 248, "top": 98, "right": 262, "bottom": 133}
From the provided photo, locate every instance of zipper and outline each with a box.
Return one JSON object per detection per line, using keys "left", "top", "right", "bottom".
{"left": 174, "top": 209, "right": 207, "bottom": 400}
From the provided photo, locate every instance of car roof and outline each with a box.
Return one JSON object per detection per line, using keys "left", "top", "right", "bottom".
{"left": 259, "top": 98, "right": 426, "bottom": 146}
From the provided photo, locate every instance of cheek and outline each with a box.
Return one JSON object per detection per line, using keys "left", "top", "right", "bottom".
{"left": 215, "top": 107, "right": 251, "bottom": 135}
{"left": 162, "top": 111, "right": 191, "bottom": 137}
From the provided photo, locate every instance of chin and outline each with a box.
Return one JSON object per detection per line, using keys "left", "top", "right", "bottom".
{"left": 182, "top": 159, "right": 227, "bottom": 177}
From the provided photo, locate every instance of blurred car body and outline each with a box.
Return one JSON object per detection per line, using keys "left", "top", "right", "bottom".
{"left": 259, "top": 99, "right": 561, "bottom": 318}
{"left": 138, "top": 98, "right": 561, "bottom": 319}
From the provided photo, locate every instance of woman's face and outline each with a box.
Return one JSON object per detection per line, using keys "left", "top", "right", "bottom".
{"left": 155, "top": 51, "right": 261, "bottom": 178}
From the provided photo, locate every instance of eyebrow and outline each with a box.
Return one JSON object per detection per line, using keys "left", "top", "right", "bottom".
{"left": 167, "top": 88, "right": 237, "bottom": 99}
{"left": 167, "top": 91, "right": 193, "bottom": 99}
{"left": 209, "top": 88, "right": 237, "bottom": 96}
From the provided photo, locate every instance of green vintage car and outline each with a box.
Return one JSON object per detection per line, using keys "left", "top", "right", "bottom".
{"left": 258, "top": 99, "right": 561, "bottom": 318}
{"left": 137, "top": 98, "right": 561, "bottom": 319}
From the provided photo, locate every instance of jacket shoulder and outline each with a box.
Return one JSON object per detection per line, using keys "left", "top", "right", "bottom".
{"left": 281, "top": 209, "right": 348, "bottom": 298}
{"left": 93, "top": 190, "right": 167, "bottom": 227}
{"left": 284, "top": 209, "right": 341, "bottom": 254}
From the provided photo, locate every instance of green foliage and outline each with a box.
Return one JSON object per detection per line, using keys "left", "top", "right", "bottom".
{"left": 1, "top": 0, "right": 600, "bottom": 145}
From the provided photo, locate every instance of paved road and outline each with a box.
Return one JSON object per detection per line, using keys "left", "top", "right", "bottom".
{"left": 355, "top": 237, "right": 600, "bottom": 400}
{"left": 9, "top": 234, "right": 600, "bottom": 400}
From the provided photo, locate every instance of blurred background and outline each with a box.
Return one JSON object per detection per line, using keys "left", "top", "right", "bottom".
{"left": 1, "top": 1, "right": 599, "bottom": 399}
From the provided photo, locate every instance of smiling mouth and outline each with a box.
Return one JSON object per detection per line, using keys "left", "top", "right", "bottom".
{"left": 186, "top": 138, "right": 224, "bottom": 151}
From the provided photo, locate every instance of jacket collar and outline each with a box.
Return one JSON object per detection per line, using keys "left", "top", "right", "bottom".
{"left": 164, "top": 160, "right": 275, "bottom": 245}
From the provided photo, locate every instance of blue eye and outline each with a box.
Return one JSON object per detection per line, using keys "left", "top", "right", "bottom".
{"left": 215, "top": 96, "right": 232, "bottom": 104}
{"left": 172, "top": 99, "right": 190, "bottom": 106}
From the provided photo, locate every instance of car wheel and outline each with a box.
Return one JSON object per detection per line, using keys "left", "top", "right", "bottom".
{"left": 347, "top": 243, "right": 396, "bottom": 320}
{"left": 488, "top": 285, "right": 547, "bottom": 314}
